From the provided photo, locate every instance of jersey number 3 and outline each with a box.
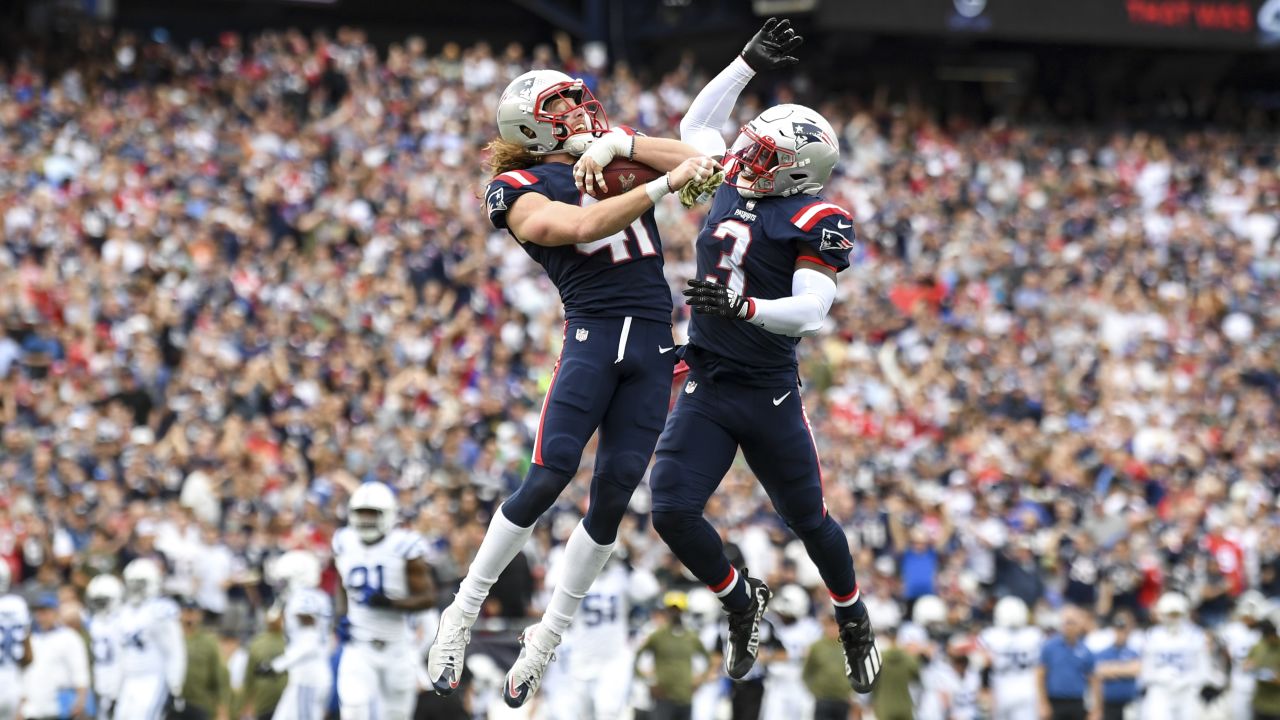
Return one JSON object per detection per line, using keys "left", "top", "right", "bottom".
{"left": 575, "top": 195, "right": 657, "bottom": 263}
{"left": 707, "top": 220, "right": 752, "bottom": 294}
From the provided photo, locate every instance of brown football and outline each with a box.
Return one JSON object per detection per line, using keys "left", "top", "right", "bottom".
{"left": 587, "top": 158, "right": 664, "bottom": 200}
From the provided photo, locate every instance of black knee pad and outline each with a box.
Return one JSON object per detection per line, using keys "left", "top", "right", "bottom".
{"left": 650, "top": 508, "right": 697, "bottom": 541}
{"left": 536, "top": 432, "right": 587, "bottom": 477}
{"left": 503, "top": 465, "right": 573, "bottom": 527}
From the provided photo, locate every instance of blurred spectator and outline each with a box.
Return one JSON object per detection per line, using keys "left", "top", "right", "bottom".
{"left": 801, "top": 611, "right": 855, "bottom": 720}
{"left": 1248, "top": 620, "right": 1280, "bottom": 720}
{"left": 22, "top": 593, "right": 88, "bottom": 720}
{"left": 1038, "top": 606, "right": 1099, "bottom": 720}
{"left": 634, "top": 592, "right": 710, "bottom": 720}
{"left": 870, "top": 628, "right": 919, "bottom": 720}
{"left": 1092, "top": 612, "right": 1141, "bottom": 720}
{"left": 180, "top": 599, "right": 229, "bottom": 720}
{"left": 240, "top": 611, "right": 286, "bottom": 720}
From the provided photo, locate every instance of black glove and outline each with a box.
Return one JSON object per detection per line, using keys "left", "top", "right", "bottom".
{"left": 365, "top": 591, "right": 394, "bottom": 609}
{"left": 741, "top": 17, "right": 803, "bottom": 71}
{"left": 684, "top": 278, "right": 751, "bottom": 320}
{"left": 254, "top": 661, "right": 280, "bottom": 677}
{"left": 1200, "top": 684, "right": 1224, "bottom": 703}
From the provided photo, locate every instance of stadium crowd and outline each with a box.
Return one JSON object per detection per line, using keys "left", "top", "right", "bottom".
{"left": 0, "top": 21, "right": 1279, "bottom": 719}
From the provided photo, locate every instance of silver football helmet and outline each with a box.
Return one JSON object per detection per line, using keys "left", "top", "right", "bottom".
{"left": 496, "top": 70, "right": 609, "bottom": 156}
{"left": 726, "top": 103, "right": 839, "bottom": 198}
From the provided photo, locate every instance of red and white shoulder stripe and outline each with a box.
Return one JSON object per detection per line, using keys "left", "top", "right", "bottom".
{"left": 790, "top": 201, "right": 851, "bottom": 231}
{"left": 494, "top": 169, "right": 539, "bottom": 187}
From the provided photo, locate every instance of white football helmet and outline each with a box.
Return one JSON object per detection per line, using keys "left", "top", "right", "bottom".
{"left": 726, "top": 103, "right": 839, "bottom": 198}
{"left": 1155, "top": 592, "right": 1191, "bottom": 625}
{"left": 994, "top": 596, "right": 1030, "bottom": 628}
{"left": 349, "top": 482, "right": 398, "bottom": 544}
{"left": 496, "top": 70, "right": 609, "bottom": 156}
{"left": 687, "top": 588, "right": 720, "bottom": 628}
{"left": 269, "top": 550, "right": 322, "bottom": 593}
{"left": 1236, "top": 590, "right": 1269, "bottom": 621}
{"left": 772, "top": 584, "right": 811, "bottom": 619}
{"left": 86, "top": 574, "right": 125, "bottom": 615}
{"left": 123, "top": 558, "right": 163, "bottom": 604}
{"left": 913, "top": 594, "right": 948, "bottom": 628}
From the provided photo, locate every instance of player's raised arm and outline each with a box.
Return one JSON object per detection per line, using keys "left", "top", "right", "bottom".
{"left": 508, "top": 155, "right": 719, "bottom": 247}
{"left": 680, "top": 17, "right": 803, "bottom": 158}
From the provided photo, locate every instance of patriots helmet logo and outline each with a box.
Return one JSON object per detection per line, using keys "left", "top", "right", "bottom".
{"left": 791, "top": 121, "right": 834, "bottom": 149}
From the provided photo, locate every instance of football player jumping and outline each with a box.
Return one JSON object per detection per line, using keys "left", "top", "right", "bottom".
{"left": 427, "top": 64, "right": 717, "bottom": 709}
{"left": 649, "top": 17, "right": 883, "bottom": 693}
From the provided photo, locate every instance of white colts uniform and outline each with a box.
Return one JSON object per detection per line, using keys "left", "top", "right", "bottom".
{"left": 0, "top": 595, "right": 30, "bottom": 720}
{"left": 918, "top": 659, "right": 982, "bottom": 720}
{"left": 273, "top": 589, "right": 334, "bottom": 720}
{"left": 1139, "top": 622, "right": 1210, "bottom": 720}
{"left": 89, "top": 612, "right": 123, "bottom": 720}
{"left": 547, "top": 563, "right": 637, "bottom": 720}
{"left": 114, "top": 598, "right": 186, "bottom": 720}
{"left": 980, "top": 626, "right": 1044, "bottom": 720}
{"left": 334, "top": 527, "right": 426, "bottom": 720}
{"left": 1220, "top": 621, "right": 1260, "bottom": 720}
{"left": 760, "top": 617, "right": 821, "bottom": 720}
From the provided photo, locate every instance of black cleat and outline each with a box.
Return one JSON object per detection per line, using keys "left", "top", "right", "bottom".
{"left": 724, "top": 572, "right": 771, "bottom": 679}
{"left": 839, "top": 615, "right": 882, "bottom": 693}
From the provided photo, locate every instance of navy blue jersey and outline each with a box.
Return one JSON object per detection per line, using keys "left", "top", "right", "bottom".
{"left": 485, "top": 162, "right": 672, "bottom": 324}
{"left": 686, "top": 185, "right": 854, "bottom": 386}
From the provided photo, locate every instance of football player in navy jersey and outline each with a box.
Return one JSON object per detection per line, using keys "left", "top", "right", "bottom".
{"left": 648, "top": 17, "right": 883, "bottom": 693}
{"left": 426, "top": 68, "right": 717, "bottom": 708}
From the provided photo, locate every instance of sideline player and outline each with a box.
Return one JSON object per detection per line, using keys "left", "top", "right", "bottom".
{"left": 334, "top": 482, "right": 435, "bottom": 720}
{"left": 114, "top": 559, "right": 186, "bottom": 720}
{"left": 1139, "top": 592, "right": 1210, "bottom": 720}
{"left": 649, "top": 17, "right": 881, "bottom": 691}
{"left": 263, "top": 550, "right": 332, "bottom": 720}
{"left": 427, "top": 61, "right": 717, "bottom": 709}
{"left": 0, "top": 562, "right": 32, "bottom": 720}
{"left": 979, "top": 597, "right": 1043, "bottom": 720}
{"left": 85, "top": 574, "right": 125, "bottom": 720}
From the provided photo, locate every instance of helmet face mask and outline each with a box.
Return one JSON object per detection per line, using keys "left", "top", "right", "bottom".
{"left": 726, "top": 104, "right": 838, "bottom": 199}
{"left": 352, "top": 508, "right": 388, "bottom": 544}
{"left": 123, "top": 559, "right": 162, "bottom": 605}
{"left": 497, "top": 71, "right": 609, "bottom": 156}
{"left": 348, "top": 482, "right": 397, "bottom": 545}
{"left": 534, "top": 82, "right": 608, "bottom": 145}
{"left": 86, "top": 574, "right": 125, "bottom": 615}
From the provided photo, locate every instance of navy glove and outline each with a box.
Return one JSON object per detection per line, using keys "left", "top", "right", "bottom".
{"left": 684, "top": 278, "right": 751, "bottom": 320}
{"left": 741, "top": 17, "right": 803, "bottom": 71}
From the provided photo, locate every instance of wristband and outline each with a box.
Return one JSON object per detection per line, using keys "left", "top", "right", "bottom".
{"left": 627, "top": 134, "right": 636, "bottom": 161}
{"left": 646, "top": 175, "right": 671, "bottom": 204}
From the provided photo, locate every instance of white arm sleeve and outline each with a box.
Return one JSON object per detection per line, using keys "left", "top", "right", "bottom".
{"left": 161, "top": 616, "right": 187, "bottom": 696}
{"left": 270, "top": 626, "right": 324, "bottom": 673}
{"left": 745, "top": 267, "right": 837, "bottom": 337}
{"left": 679, "top": 56, "right": 755, "bottom": 158}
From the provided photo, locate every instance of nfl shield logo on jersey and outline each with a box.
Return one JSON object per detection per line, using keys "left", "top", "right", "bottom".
{"left": 576, "top": 328, "right": 589, "bottom": 342}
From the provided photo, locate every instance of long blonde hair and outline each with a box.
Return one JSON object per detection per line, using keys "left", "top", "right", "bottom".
{"left": 485, "top": 138, "right": 542, "bottom": 177}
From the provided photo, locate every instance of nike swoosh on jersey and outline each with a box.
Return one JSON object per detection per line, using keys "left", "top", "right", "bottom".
{"left": 658, "top": 346, "right": 673, "bottom": 354}
{"left": 836, "top": 221, "right": 852, "bottom": 229}
{"left": 773, "top": 392, "right": 791, "bottom": 406}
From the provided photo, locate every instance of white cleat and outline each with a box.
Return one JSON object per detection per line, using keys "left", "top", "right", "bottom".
{"left": 426, "top": 605, "right": 473, "bottom": 696}
{"left": 502, "top": 624, "right": 561, "bottom": 708}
